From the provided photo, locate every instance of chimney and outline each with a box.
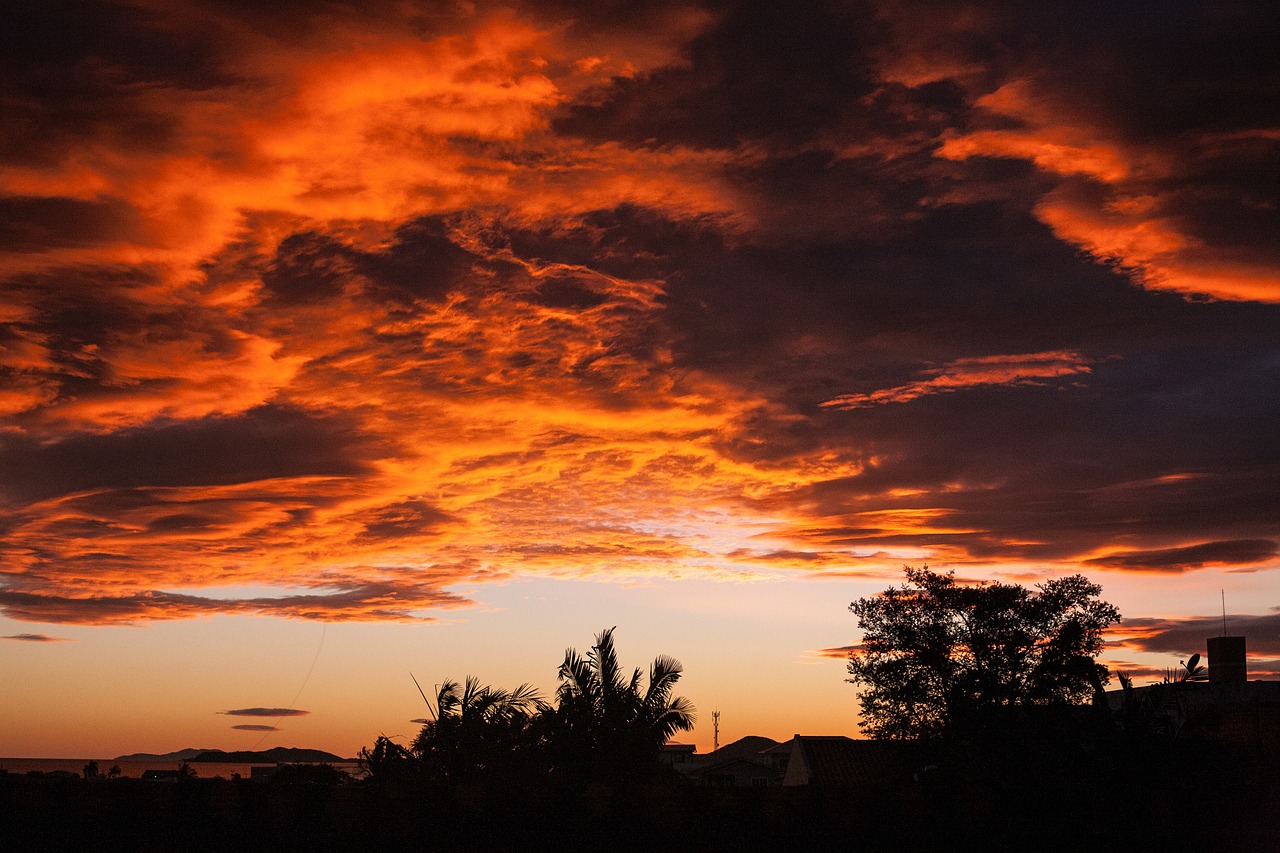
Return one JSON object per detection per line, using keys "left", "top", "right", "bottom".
{"left": 1207, "top": 635, "right": 1247, "bottom": 683}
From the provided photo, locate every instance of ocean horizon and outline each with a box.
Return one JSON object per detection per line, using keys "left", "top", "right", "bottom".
{"left": 0, "top": 757, "right": 361, "bottom": 779}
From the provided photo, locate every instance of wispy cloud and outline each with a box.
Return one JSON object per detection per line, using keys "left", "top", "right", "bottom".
{"left": 230, "top": 724, "right": 280, "bottom": 732}
{"left": 219, "top": 708, "right": 311, "bottom": 718}
{"left": 1085, "top": 539, "right": 1278, "bottom": 573}
{"left": 2, "top": 633, "right": 71, "bottom": 642}
{"left": 821, "top": 351, "right": 1093, "bottom": 410}
{"left": 811, "top": 645, "right": 860, "bottom": 661}
{"left": 1111, "top": 613, "right": 1280, "bottom": 657}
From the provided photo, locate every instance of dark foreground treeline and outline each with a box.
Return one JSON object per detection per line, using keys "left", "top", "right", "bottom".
{"left": 4, "top": 736, "right": 1279, "bottom": 853}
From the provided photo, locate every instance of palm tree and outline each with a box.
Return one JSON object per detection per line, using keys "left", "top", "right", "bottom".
{"left": 357, "top": 735, "right": 419, "bottom": 785}
{"left": 411, "top": 676, "right": 545, "bottom": 785}
{"left": 550, "top": 627, "right": 696, "bottom": 782}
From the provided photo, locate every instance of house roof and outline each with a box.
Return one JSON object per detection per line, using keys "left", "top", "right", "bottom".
{"left": 786, "top": 736, "right": 927, "bottom": 787}
{"left": 686, "top": 756, "right": 783, "bottom": 778}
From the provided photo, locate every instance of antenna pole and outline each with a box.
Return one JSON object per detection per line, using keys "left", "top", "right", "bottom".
{"left": 1222, "top": 589, "right": 1227, "bottom": 636}
{"left": 410, "top": 673, "right": 437, "bottom": 720}
{"left": 712, "top": 710, "right": 720, "bottom": 753}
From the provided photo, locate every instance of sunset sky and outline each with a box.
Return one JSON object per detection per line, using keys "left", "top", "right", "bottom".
{"left": 2, "top": 0, "right": 1278, "bottom": 759}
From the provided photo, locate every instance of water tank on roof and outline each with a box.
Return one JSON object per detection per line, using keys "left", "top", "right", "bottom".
{"left": 1207, "top": 635, "right": 1246, "bottom": 683}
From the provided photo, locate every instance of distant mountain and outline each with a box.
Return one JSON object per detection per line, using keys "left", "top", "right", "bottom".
{"left": 693, "top": 735, "right": 782, "bottom": 766}
{"left": 113, "top": 746, "right": 350, "bottom": 763}
{"left": 189, "top": 747, "right": 348, "bottom": 763}
{"left": 113, "top": 748, "right": 216, "bottom": 761}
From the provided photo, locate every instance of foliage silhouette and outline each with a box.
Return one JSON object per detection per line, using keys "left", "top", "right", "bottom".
{"left": 548, "top": 626, "right": 696, "bottom": 783}
{"left": 410, "top": 676, "right": 546, "bottom": 786}
{"left": 1161, "top": 652, "right": 1208, "bottom": 684}
{"left": 847, "top": 566, "right": 1120, "bottom": 739}
{"left": 357, "top": 734, "right": 420, "bottom": 785}
{"left": 1114, "top": 653, "right": 1211, "bottom": 741}
{"left": 359, "top": 628, "right": 693, "bottom": 792}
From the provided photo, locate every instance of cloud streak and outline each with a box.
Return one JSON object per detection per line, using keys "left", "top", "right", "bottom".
{"left": 1112, "top": 613, "right": 1280, "bottom": 659}
{"left": 220, "top": 708, "right": 311, "bottom": 718}
{"left": 821, "top": 351, "right": 1093, "bottom": 410}
{"left": 2, "top": 633, "right": 70, "bottom": 642}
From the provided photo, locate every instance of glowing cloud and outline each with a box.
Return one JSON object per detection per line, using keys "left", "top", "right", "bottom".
{"left": 821, "top": 351, "right": 1093, "bottom": 409}
{"left": 1085, "top": 540, "right": 1278, "bottom": 573}
{"left": 1, "top": 1, "right": 1276, "bottom": 635}
{"left": 933, "top": 79, "right": 1280, "bottom": 303}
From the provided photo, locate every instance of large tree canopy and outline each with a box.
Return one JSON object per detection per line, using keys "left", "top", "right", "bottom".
{"left": 847, "top": 567, "right": 1121, "bottom": 740}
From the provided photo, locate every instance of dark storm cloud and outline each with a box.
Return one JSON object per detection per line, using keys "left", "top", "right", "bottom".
{"left": 1086, "top": 540, "right": 1279, "bottom": 573}
{"left": 357, "top": 499, "right": 456, "bottom": 540}
{"left": 0, "top": 405, "right": 386, "bottom": 506}
{"left": 0, "top": 581, "right": 469, "bottom": 624}
{"left": 7, "top": 265, "right": 163, "bottom": 353}
{"left": 355, "top": 217, "right": 480, "bottom": 304}
{"left": 958, "top": 0, "right": 1280, "bottom": 143}
{"left": 870, "top": 1, "right": 1280, "bottom": 300}
{"left": 0, "top": 196, "right": 149, "bottom": 253}
{"left": 529, "top": 278, "right": 612, "bottom": 310}
{"left": 555, "top": 1, "right": 884, "bottom": 148}
{"left": 0, "top": 1, "right": 233, "bottom": 168}
{"left": 259, "top": 232, "right": 358, "bottom": 305}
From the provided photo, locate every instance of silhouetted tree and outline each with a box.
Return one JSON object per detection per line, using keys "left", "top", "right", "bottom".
{"left": 358, "top": 735, "right": 420, "bottom": 785}
{"left": 1114, "top": 653, "right": 1210, "bottom": 740}
{"left": 411, "top": 676, "right": 545, "bottom": 785}
{"left": 269, "top": 763, "right": 348, "bottom": 786}
{"left": 548, "top": 627, "right": 696, "bottom": 782}
{"left": 847, "top": 566, "right": 1120, "bottom": 739}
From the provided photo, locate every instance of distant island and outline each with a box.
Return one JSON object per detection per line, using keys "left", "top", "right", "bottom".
{"left": 113, "top": 748, "right": 213, "bottom": 761}
{"left": 114, "top": 747, "right": 349, "bottom": 763}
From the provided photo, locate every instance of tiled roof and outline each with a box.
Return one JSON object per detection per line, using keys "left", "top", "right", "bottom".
{"left": 793, "top": 737, "right": 926, "bottom": 787}
{"left": 686, "top": 756, "right": 782, "bottom": 778}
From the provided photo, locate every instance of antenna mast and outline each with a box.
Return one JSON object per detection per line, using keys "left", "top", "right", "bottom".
{"left": 712, "top": 710, "right": 720, "bottom": 752}
{"left": 1221, "top": 589, "right": 1227, "bottom": 636}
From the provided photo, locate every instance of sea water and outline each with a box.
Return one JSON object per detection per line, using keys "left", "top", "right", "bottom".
{"left": 0, "top": 757, "right": 361, "bottom": 779}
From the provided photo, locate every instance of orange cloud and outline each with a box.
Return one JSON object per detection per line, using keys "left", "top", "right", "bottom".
{"left": 1036, "top": 188, "right": 1280, "bottom": 302}
{"left": 1083, "top": 539, "right": 1278, "bottom": 573}
{"left": 0, "top": 5, "right": 748, "bottom": 446}
{"left": 3, "top": 2, "right": 1275, "bottom": 630}
{"left": 821, "top": 350, "right": 1093, "bottom": 409}
{"left": 934, "top": 79, "right": 1280, "bottom": 303}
